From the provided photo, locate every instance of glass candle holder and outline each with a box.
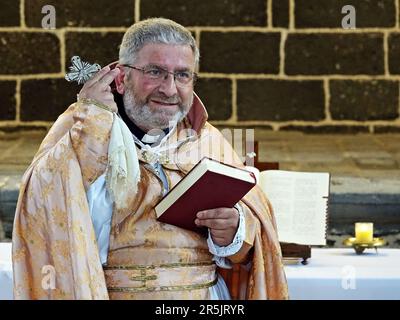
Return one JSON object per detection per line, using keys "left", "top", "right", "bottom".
{"left": 355, "top": 222, "right": 374, "bottom": 243}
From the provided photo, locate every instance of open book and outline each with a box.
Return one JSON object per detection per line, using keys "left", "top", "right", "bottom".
{"left": 255, "top": 169, "right": 330, "bottom": 246}
{"left": 154, "top": 157, "right": 256, "bottom": 235}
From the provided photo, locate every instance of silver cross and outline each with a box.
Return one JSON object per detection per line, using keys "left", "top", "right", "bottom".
{"left": 65, "top": 56, "right": 101, "bottom": 84}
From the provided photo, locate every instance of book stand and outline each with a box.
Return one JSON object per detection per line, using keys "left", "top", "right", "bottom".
{"left": 220, "top": 141, "right": 315, "bottom": 299}
{"left": 280, "top": 243, "right": 311, "bottom": 265}
{"left": 247, "top": 141, "right": 311, "bottom": 265}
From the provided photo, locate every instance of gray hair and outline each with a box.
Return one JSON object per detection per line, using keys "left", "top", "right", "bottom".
{"left": 119, "top": 18, "right": 199, "bottom": 69}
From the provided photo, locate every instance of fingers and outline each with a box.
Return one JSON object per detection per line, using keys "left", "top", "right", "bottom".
{"left": 196, "top": 208, "right": 236, "bottom": 220}
{"left": 77, "top": 66, "right": 120, "bottom": 112}
{"left": 195, "top": 208, "right": 239, "bottom": 229}
{"left": 86, "top": 65, "right": 110, "bottom": 87}
{"left": 196, "top": 208, "right": 239, "bottom": 247}
{"left": 195, "top": 218, "right": 231, "bottom": 229}
{"left": 81, "top": 68, "right": 119, "bottom": 99}
{"left": 97, "top": 68, "right": 120, "bottom": 87}
{"left": 86, "top": 66, "right": 119, "bottom": 90}
{"left": 102, "top": 92, "right": 115, "bottom": 101}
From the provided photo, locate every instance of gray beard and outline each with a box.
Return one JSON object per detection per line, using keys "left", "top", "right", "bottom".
{"left": 122, "top": 87, "right": 193, "bottom": 132}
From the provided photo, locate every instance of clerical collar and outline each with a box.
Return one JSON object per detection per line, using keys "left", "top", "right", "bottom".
{"left": 115, "top": 92, "right": 170, "bottom": 145}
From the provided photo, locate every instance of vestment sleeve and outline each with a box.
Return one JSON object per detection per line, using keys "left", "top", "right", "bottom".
{"left": 35, "top": 101, "right": 114, "bottom": 190}
{"left": 12, "top": 101, "right": 113, "bottom": 299}
{"left": 225, "top": 200, "right": 258, "bottom": 264}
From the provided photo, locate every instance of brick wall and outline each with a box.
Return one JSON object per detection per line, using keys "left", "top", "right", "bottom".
{"left": 1, "top": 0, "right": 400, "bottom": 133}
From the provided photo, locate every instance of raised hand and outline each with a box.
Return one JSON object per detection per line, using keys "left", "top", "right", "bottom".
{"left": 78, "top": 65, "right": 120, "bottom": 113}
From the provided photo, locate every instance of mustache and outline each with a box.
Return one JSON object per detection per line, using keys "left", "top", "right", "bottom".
{"left": 147, "top": 94, "right": 181, "bottom": 105}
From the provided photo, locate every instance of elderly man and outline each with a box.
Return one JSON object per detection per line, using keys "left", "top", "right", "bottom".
{"left": 12, "top": 18, "right": 288, "bottom": 300}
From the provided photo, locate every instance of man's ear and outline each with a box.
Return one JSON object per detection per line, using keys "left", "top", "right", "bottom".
{"left": 115, "top": 65, "right": 126, "bottom": 95}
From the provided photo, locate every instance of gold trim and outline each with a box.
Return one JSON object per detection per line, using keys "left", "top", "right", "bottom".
{"left": 103, "top": 261, "right": 214, "bottom": 270}
{"left": 78, "top": 98, "right": 114, "bottom": 113}
{"left": 343, "top": 237, "right": 386, "bottom": 247}
{"left": 343, "top": 237, "right": 387, "bottom": 254}
{"left": 129, "top": 275, "right": 158, "bottom": 281}
{"left": 107, "top": 277, "right": 218, "bottom": 293}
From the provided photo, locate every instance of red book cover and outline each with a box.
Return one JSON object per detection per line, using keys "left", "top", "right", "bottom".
{"left": 155, "top": 157, "right": 256, "bottom": 235}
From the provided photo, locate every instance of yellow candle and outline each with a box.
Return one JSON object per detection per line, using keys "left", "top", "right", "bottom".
{"left": 355, "top": 222, "right": 373, "bottom": 243}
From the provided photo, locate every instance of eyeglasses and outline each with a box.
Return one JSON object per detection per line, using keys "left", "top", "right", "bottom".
{"left": 121, "top": 64, "right": 197, "bottom": 87}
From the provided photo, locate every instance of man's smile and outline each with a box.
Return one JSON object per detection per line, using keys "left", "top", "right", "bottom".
{"left": 150, "top": 99, "right": 179, "bottom": 107}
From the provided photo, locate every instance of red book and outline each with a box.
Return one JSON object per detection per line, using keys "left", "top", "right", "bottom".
{"left": 155, "top": 157, "right": 257, "bottom": 235}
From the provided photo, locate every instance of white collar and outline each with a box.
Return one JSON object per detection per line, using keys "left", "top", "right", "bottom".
{"left": 141, "top": 133, "right": 161, "bottom": 144}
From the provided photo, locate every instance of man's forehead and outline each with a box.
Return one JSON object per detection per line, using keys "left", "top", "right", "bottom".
{"left": 135, "top": 43, "right": 195, "bottom": 69}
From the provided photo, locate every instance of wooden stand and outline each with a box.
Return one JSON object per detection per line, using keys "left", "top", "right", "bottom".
{"left": 280, "top": 243, "right": 311, "bottom": 265}
{"left": 249, "top": 141, "right": 311, "bottom": 265}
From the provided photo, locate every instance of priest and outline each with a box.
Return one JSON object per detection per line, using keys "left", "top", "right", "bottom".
{"left": 12, "top": 18, "right": 288, "bottom": 300}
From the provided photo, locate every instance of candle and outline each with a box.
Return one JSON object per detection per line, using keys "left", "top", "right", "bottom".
{"left": 355, "top": 222, "right": 374, "bottom": 243}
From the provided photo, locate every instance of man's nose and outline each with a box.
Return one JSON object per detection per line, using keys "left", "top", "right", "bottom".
{"left": 158, "top": 73, "right": 178, "bottom": 97}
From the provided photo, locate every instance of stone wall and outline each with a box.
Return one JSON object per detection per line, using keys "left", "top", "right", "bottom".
{"left": 1, "top": 0, "right": 400, "bottom": 133}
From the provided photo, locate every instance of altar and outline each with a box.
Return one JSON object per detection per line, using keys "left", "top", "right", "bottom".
{"left": 284, "top": 248, "right": 400, "bottom": 300}
{"left": 0, "top": 242, "right": 12, "bottom": 300}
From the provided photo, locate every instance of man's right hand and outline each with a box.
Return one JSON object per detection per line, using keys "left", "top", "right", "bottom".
{"left": 77, "top": 66, "right": 120, "bottom": 113}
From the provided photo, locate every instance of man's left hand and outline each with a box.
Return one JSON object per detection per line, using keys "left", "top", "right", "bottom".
{"left": 195, "top": 208, "right": 239, "bottom": 246}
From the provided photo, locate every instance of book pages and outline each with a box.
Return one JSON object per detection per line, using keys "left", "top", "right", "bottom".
{"left": 259, "top": 170, "right": 330, "bottom": 246}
